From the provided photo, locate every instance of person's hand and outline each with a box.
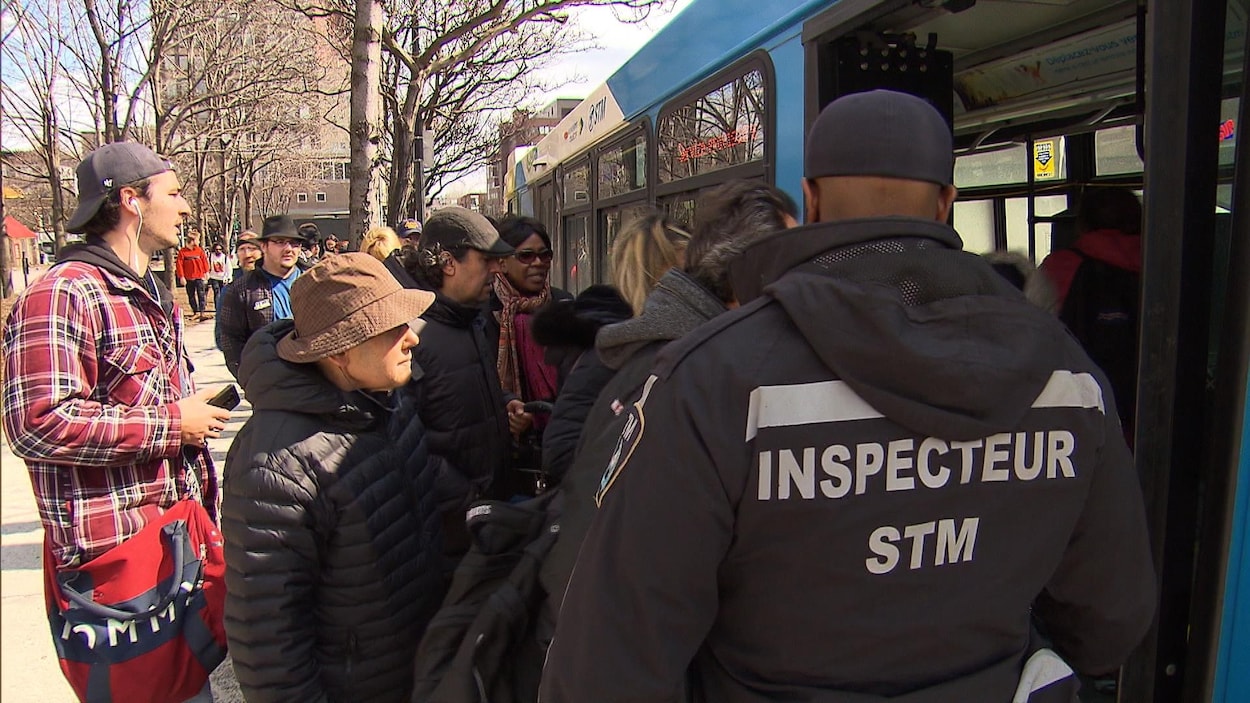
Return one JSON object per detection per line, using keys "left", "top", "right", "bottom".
{"left": 176, "top": 388, "right": 233, "bottom": 446}
{"left": 176, "top": 278, "right": 185, "bottom": 288}
{"left": 506, "top": 399, "right": 534, "bottom": 438}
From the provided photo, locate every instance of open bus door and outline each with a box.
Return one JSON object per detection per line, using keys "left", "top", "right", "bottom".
{"left": 801, "top": 0, "right": 1250, "bottom": 700}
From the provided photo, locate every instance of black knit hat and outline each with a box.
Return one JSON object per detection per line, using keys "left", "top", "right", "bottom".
{"left": 804, "top": 90, "right": 953, "bottom": 186}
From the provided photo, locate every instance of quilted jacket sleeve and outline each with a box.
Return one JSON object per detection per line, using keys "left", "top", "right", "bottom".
{"left": 221, "top": 454, "right": 330, "bottom": 703}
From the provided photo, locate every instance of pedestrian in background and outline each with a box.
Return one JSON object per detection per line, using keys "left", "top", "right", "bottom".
{"left": 2, "top": 141, "right": 232, "bottom": 703}
{"left": 176, "top": 229, "right": 210, "bottom": 321}
{"left": 222, "top": 254, "right": 445, "bottom": 703}
{"left": 206, "top": 239, "right": 231, "bottom": 309}
{"left": 361, "top": 225, "right": 403, "bottom": 262}
{"left": 231, "top": 230, "right": 262, "bottom": 279}
{"left": 217, "top": 214, "right": 308, "bottom": 379}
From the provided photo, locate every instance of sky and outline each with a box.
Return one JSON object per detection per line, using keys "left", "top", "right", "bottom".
{"left": 534, "top": 0, "right": 695, "bottom": 107}
{"left": 442, "top": 0, "right": 695, "bottom": 195}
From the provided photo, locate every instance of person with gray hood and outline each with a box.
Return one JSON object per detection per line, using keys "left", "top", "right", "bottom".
{"left": 540, "top": 180, "right": 798, "bottom": 604}
{"left": 540, "top": 91, "right": 1155, "bottom": 703}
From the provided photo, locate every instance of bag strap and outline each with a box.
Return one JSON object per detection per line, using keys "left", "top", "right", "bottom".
{"left": 57, "top": 520, "right": 192, "bottom": 623}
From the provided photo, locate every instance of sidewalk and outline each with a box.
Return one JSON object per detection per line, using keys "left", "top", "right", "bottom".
{"left": 0, "top": 314, "right": 248, "bottom": 702}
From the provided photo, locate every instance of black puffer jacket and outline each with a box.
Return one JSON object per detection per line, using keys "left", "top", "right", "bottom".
{"left": 401, "top": 293, "right": 512, "bottom": 558}
{"left": 222, "top": 319, "right": 445, "bottom": 703}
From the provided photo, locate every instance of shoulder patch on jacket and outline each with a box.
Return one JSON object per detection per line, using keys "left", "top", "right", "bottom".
{"left": 594, "top": 375, "right": 658, "bottom": 506}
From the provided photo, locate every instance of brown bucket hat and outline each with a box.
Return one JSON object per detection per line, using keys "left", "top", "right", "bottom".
{"left": 276, "top": 253, "right": 435, "bottom": 363}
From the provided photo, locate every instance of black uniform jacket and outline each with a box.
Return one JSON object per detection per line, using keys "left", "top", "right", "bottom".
{"left": 222, "top": 320, "right": 445, "bottom": 703}
{"left": 540, "top": 217, "right": 1156, "bottom": 703}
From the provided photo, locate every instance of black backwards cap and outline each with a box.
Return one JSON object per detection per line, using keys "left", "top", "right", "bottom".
{"left": 804, "top": 90, "right": 954, "bottom": 187}
{"left": 67, "top": 142, "right": 173, "bottom": 233}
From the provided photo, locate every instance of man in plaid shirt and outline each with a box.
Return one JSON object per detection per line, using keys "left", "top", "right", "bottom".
{"left": 1, "top": 142, "right": 234, "bottom": 572}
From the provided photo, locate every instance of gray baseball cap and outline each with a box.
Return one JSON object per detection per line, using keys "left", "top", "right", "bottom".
{"left": 67, "top": 142, "right": 173, "bottom": 233}
{"left": 804, "top": 90, "right": 953, "bottom": 186}
{"left": 420, "top": 207, "right": 514, "bottom": 257}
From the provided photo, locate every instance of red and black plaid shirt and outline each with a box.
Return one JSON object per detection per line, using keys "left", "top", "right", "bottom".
{"left": 2, "top": 260, "right": 214, "bottom": 568}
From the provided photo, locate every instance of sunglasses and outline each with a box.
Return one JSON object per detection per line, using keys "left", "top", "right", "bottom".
{"left": 514, "top": 248, "right": 553, "bottom": 265}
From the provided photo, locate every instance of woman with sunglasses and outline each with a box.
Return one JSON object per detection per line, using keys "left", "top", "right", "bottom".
{"left": 486, "top": 216, "right": 572, "bottom": 495}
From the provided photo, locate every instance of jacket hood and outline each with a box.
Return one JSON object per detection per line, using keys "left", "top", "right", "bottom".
{"left": 58, "top": 239, "right": 174, "bottom": 313}
{"left": 743, "top": 218, "right": 1064, "bottom": 440}
{"left": 1074, "top": 228, "right": 1142, "bottom": 272}
{"left": 596, "top": 269, "right": 725, "bottom": 369}
{"left": 238, "top": 318, "right": 384, "bottom": 426}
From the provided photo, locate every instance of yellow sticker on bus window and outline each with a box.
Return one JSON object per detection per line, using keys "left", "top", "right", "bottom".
{"left": 1034, "top": 140, "right": 1057, "bottom": 181}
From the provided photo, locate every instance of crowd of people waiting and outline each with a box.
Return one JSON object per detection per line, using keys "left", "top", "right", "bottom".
{"left": 1, "top": 89, "right": 1153, "bottom": 703}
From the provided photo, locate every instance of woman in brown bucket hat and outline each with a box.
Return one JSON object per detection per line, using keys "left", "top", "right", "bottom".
{"left": 220, "top": 254, "right": 450, "bottom": 702}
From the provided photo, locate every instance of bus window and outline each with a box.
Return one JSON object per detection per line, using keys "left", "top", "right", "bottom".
{"left": 563, "top": 162, "right": 591, "bottom": 207}
{"left": 562, "top": 213, "right": 592, "bottom": 295}
{"left": 1219, "top": 97, "right": 1240, "bottom": 167}
{"left": 952, "top": 199, "right": 994, "bottom": 254}
{"left": 1094, "top": 125, "right": 1144, "bottom": 177}
{"left": 602, "top": 203, "right": 651, "bottom": 254}
{"left": 1006, "top": 195, "right": 1069, "bottom": 261}
{"left": 954, "top": 145, "right": 1028, "bottom": 190}
{"left": 657, "top": 68, "right": 766, "bottom": 184}
{"left": 598, "top": 135, "right": 647, "bottom": 200}
{"left": 659, "top": 194, "right": 698, "bottom": 231}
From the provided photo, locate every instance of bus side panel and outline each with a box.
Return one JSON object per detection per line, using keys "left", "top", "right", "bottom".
{"left": 769, "top": 34, "right": 807, "bottom": 211}
{"left": 1214, "top": 380, "right": 1250, "bottom": 702}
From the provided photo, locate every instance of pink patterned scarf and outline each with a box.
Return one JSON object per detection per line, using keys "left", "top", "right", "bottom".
{"left": 493, "top": 274, "right": 558, "bottom": 406}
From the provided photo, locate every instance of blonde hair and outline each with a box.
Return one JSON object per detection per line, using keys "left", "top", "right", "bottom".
{"left": 609, "top": 212, "right": 691, "bottom": 315}
{"left": 360, "top": 225, "right": 402, "bottom": 262}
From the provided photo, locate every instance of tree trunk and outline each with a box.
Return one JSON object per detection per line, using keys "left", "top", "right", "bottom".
{"left": 386, "top": 85, "right": 420, "bottom": 221}
{"left": 45, "top": 105, "right": 68, "bottom": 254}
{"left": 347, "top": 0, "right": 384, "bottom": 247}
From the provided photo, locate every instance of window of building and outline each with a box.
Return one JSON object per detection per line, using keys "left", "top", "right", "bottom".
{"left": 315, "top": 192, "right": 327, "bottom": 203}
{"left": 296, "top": 192, "right": 308, "bottom": 203}
{"left": 657, "top": 67, "right": 767, "bottom": 184}
{"left": 598, "top": 134, "right": 647, "bottom": 199}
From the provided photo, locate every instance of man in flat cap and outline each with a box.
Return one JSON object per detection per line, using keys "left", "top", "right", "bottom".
{"left": 1, "top": 142, "right": 232, "bottom": 701}
{"left": 396, "top": 206, "right": 517, "bottom": 567}
{"left": 541, "top": 90, "right": 1155, "bottom": 702}
{"left": 217, "top": 214, "right": 310, "bottom": 378}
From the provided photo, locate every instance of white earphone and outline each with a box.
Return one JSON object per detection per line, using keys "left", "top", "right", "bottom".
{"left": 130, "top": 198, "right": 141, "bottom": 213}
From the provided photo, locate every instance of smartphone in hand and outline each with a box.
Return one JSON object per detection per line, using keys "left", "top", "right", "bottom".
{"left": 207, "top": 384, "right": 240, "bottom": 411}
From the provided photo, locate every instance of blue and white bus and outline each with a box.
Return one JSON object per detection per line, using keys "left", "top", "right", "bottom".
{"left": 509, "top": 1, "right": 1250, "bottom": 701}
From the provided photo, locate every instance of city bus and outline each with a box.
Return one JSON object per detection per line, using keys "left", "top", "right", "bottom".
{"left": 507, "top": 1, "right": 1250, "bottom": 701}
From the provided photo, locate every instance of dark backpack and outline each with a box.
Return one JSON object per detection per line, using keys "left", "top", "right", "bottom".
{"left": 412, "top": 490, "right": 563, "bottom": 703}
{"left": 1058, "top": 251, "right": 1140, "bottom": 433}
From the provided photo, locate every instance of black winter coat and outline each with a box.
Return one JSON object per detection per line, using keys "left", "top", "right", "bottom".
{"left": 222, "top": 320, "right": 445, "bottom": 703}
{"left": 217, "top": 267, "right": 277, "bottom": 378}
{"left": 401, "top": 293, "right": 512, "bottom": 556}
{"left": 540, "top": 270, "right": 726, "bottom": 599}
